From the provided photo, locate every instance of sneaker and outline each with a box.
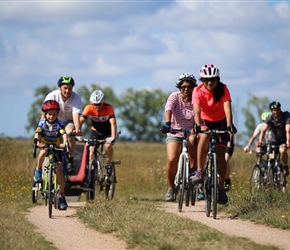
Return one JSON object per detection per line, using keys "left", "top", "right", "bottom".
{"left": 197, "top": 191, "right": 205, "bottom": 200}
{"left": 58, "top": 196, "right": 68, "bottom": 210}
{"left": 165, "top": 188, "right": 175, "bottom": 202}
{"left": 283, "top": 165, "right": 289, "bottom": 177}
{"left": 67, "top": 163, "right": 74, "bottom": 175}
{"left": 33, "top": 169, "right": 42, "bottom": 182}
{"left": 217, "top": 189, "right": 228, "bottom": 205}
{"left": 224, "top": 179, "right": 231, "bottom": 192}
{"left": 190, "top": 170, "right": 204, "bottom": 183}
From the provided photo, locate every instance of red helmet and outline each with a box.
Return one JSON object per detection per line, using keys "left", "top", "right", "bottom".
{"left": 42, "top": 100, "right": 60, "bottom": 112}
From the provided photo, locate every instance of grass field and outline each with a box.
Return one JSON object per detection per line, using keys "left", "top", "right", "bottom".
{"left": 0, "top": 138, "right": 289, "bottom": 249}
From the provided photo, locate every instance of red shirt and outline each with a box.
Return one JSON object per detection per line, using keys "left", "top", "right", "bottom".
{"left": 192, "top": 83, "right": 231, "bottom": 122}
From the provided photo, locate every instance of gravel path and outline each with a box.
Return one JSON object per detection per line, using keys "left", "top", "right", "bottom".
{"left": 26, "top": 197, "right": 290, "bottom": 250}
{"left": 160, "top": 201, "right": 290, "bottom": 250}
{"left": 26, "top": 197, "right": 129, "bottom": 250}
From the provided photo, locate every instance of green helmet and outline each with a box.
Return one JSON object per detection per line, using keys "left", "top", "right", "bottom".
{"left": 57, "top": 76, "right": 75, "bottom": 87}
{"left": 261, "top": 111, "right": 271, "bottom": 121}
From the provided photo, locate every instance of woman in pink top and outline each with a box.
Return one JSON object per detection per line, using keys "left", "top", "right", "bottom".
{"left": 191, "top": 64, "right": 237, "bottom": 205}
{"left": 161, "top": 73, "right": 197, "bottom": 202}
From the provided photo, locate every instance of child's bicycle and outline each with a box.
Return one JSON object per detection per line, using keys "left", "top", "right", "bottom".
{"left": 32, "top": 143, "right": 64, "bottom": 218}
{"left": 76, "top": 137, "right": 121, "bottom": 200}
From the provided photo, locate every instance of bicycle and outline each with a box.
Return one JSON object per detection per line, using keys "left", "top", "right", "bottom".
{"left": 171, "top": 128, "right": 196, "bottom": 212}
{"left": 265, "top": 144, "right": 286, "bottom": 192}
{"left": 249, "top": 144, "right": 268, "bottom": 194}
{"left": 77, "top": 137, "right": 121, "bottom": 200}
{"left": 197, "top": 129, "right": 228, "bottom": 219}
{"left": 32, "top": 144, "right": 64, "bottom": 218}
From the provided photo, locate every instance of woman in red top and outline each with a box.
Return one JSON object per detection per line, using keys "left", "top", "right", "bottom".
{"left": 191, "top": 64, "right": 236, "bottom": 204}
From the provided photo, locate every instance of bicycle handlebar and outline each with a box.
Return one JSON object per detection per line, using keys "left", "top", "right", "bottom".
{"left": 33, "top": 144, "right": 64, "bottom": 158}
{"left": 76, "top": 137, "right": 107, "bottom": 144}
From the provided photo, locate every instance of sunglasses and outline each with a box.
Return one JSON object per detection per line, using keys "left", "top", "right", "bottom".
{"left": 180, "top": 85, "right": 193, "bottom": 90}
{"left": 202, "top": 78, "right": 217, "bottom": 83}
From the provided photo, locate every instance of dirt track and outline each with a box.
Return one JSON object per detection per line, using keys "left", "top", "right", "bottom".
{"left": 26, "top": 197, "right": 290, "bottom": 250}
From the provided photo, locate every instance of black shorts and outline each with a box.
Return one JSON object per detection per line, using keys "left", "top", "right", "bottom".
{"left": 89, "top": 130, "right": 109, "bottom": 147}
{"left": 45, "top": 150, "right": 62, "bottom": 163}
{"left": 201, "top": 118, "right": 229, "bottom": 146}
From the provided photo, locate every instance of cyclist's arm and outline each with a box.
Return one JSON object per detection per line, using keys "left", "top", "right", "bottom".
{"left": 109, "top": 117, "right": 117, "bottom": 139}
{"left": 258, "top": 123, "right": 268, "bottom": 143}
{"left": 285, "top": 124, "right": 290, "bottom": 144}
{"left": 223, "top": 101, "right": 233, "bottom": 126}
{"left": 73, "top": 112, "right": 82, "bottom": 135}
{"left": 193, "top": 103, "right": 201, "bottom": 125}
{"left": 164, "top": 110, "right": 172, "bottom": 123}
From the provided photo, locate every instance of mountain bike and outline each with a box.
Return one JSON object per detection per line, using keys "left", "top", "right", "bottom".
{"left": 172, "top": 128, "right": 196, "bottom": 212}
{"left": 199, "top": 129, "right": 227, "bottom": 219}
{"left": 77, "top": 137, "right": 121, "bottom": 200}
{"left": 265, "top": 144, "right": 286, "bottom": 192}
{"left": 249, "top": 144, "right": 268, "bottom": 194}
{"left": 32, "top": 144, "right": 64, "bottom": 218}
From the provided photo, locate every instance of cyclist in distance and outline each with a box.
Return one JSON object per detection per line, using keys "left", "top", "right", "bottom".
{"left": 80, "top": 90, "right": 117, "bottom": 177}
{"left": 43, "top": 76, "right": 82, "bottom": 174}
{"left": 33, "top": 100, "right": 68, "bottom": 210}
{"left": 191, "top": 64, "right": 237, "bottom": 205}
{"left": 161, "top": 73, "right": 197, "bottom": 202}
{"left": 258, "top": 101, "right": 290, "bottom": 177}
{"left": 243, "top": 111, "right": 272, "bottom": 154}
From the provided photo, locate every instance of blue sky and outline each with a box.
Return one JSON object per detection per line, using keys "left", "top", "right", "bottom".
{"left": 1, "top": 0, "right": 290, "bottom": 141}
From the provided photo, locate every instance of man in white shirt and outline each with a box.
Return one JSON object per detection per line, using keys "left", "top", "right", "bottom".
{"left": 44, "top": 76, "right": 82, "bottom": 174}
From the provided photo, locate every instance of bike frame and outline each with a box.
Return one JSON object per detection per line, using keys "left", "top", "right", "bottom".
{"left": 172, "top": 128, "right": 195, "bottom": 212}
{"left": 200, "top": 129, "right": 227, "bottom": 219}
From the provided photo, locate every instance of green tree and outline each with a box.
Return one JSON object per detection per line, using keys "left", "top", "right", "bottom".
{"left": 117, "top": 88, "right": 169, "bottom": 142}
{"left": 240, "top": 94, "right": 270, "bottom": 143}
{"left": 25, "top": 86, "right": 54, "bottom": 134}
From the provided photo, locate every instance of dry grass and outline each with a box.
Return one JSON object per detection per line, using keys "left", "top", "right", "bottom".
{"left": 0, "top": 139, "right": 287, "bottom": 249}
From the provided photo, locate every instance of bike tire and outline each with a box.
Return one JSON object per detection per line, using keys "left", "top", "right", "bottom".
{"left": 178, "top": 154, "right": 187, "bottom": 212}
{"left": 185, "top": 183, "right": 190, "bottom": 207}
{"left": 32, "top": 180, "right": 40, "bottom": 203}
{"left": 105, "top": 164, "right": 116, "bottom": 200}
{"left": 212, "top": 153, "right": 218, "bottom": 219}
{"left": 276, "top": 164, "right": 285, "bottom": 192}
{"left": 204, "top": 158, "right": 211, "bottom": 217}
{"left": 266, "top": 164, "right": 275, "bottom": 188}
{"left": 48, "top": 167, "right": 53, "bottom": 218}
{"left": 87, "top": 160, "right": 96, "bottom": 201}
{"left": 250, "top": 164, "right": 262, "bottom": 194}
{"left": 190, "top": 183, "right": 197, "bottom": 206}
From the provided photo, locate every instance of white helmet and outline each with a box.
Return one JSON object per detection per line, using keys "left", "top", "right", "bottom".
{"left": 200, "top": 64, "right": 220, "bottom": 78}
{"left": 178, "top": 72, "right": 196, "bottom": 84}
{"left": 90, "top": 90, "right": 104, "bottom": 104}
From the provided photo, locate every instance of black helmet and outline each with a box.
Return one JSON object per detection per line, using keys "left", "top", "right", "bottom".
{"left": 269, "top": 101, "right": 281, "bottom": 110}
{"left": 57, "top": 76, "right": 75, "bottom": 87}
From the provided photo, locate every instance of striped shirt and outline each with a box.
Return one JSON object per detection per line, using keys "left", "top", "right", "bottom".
{"left": 165, "top": 91, "right": 194, "bottom": 137}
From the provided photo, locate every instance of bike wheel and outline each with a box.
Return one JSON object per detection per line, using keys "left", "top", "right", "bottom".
{"left": 212, "top": 153, "right": 218, "bottom": 219}
{"left": 105, "top": 164, "right": 116, "bottom": 200}
{"left": 266, "top": 164, "right": 275, "bottom": 188}
{"left": 87, "top": 160, "right": 96, "bottom": 201}
{"left": 204, "top": 159, "right": 211, "bottom": 217}
{"left": 189, "top": 183, "right": 197, "bottom": 206}
{"left": 32, "top": 180, "right": 41, "bottom": 203}
{"left": 178, "top": 154, "right": 187, "bottom": 212}
{"left": 276, "top": 164, "right": 286, "bottom": 192}
{"left": 185, "top": 183, "right": 190, "bottom": 207}
{"left": 48, "top": 167, "right": 53, "bottom": 218}
{"left": 250, "top": 165, "right": 262, "bottom": 194}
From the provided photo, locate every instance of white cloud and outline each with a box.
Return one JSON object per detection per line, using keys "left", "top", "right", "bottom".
{"left": 1, "top": 0, "right": 290, "bottom": 137}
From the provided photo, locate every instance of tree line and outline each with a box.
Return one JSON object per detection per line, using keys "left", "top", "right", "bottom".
{"left": 25, "top": 84, "right": 270, "bottom": 145}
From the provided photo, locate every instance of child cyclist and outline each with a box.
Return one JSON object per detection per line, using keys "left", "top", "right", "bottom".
{"left": 33, "top": 100, "right": 68, "bottom": 210}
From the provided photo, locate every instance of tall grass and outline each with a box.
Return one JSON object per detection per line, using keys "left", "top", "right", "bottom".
{"left": 0, "top": 139, "right": 288, "bottom": 249}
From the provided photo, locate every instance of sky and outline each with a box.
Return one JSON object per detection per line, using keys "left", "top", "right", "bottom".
{"left": 1, "top": 0, "right": 290, "bottom": 141}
